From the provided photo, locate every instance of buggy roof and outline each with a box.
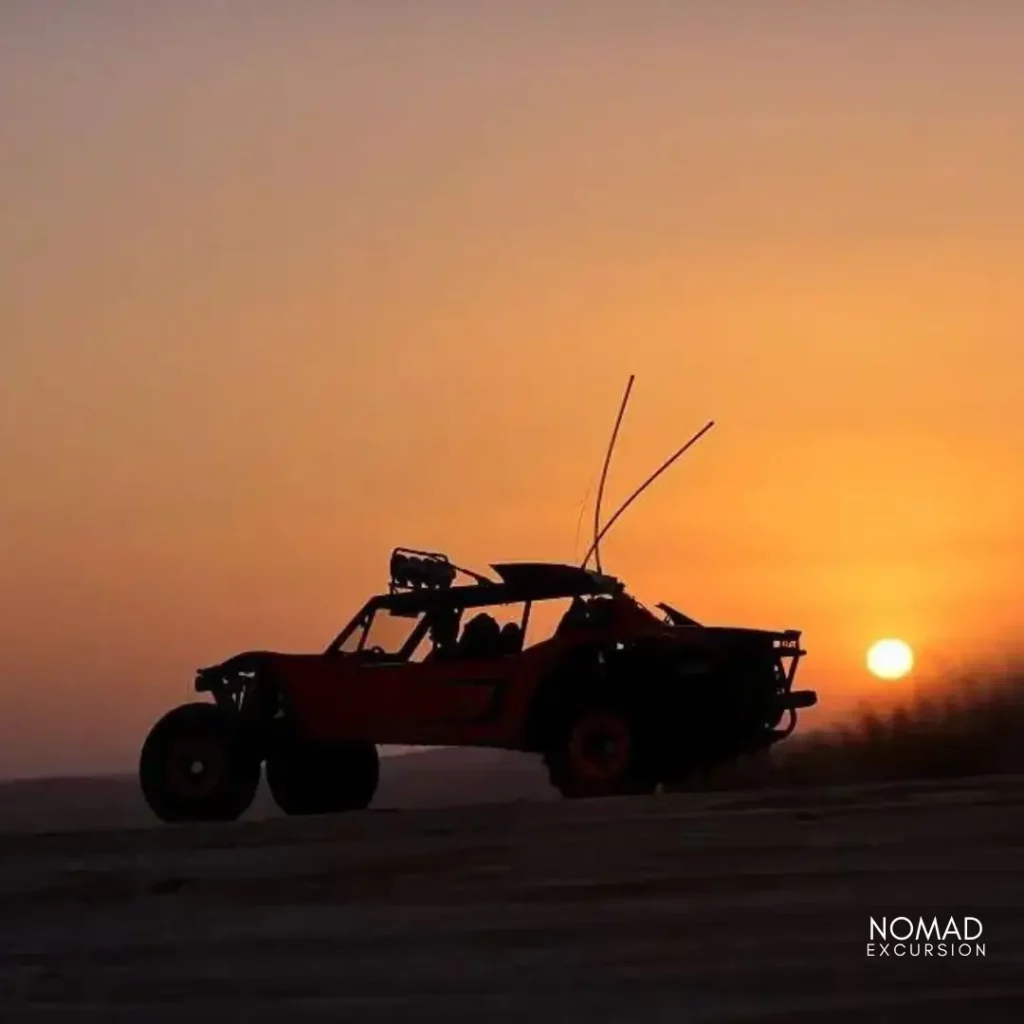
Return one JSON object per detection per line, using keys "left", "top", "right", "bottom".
{"left": 374, "top": 561, "right": 623, "bottom": 616}
{"left": 490, "top": 562, "right": 619, "bottom": 594}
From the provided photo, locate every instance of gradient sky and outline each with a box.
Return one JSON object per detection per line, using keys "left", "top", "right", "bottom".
{"left": 2, "top": 3, "right": 1023, "bottom": 778}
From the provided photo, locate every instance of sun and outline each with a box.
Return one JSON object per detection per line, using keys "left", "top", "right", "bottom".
{"left": 866, "top": 638, "right": 914, "bottom": 680}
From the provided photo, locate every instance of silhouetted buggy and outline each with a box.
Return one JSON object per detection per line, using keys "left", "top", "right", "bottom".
{"left": 139, "top": 375, "right": 817, "bottom": 822}
{"left": 140, "top": 549, "right": 816, "bottom": 821}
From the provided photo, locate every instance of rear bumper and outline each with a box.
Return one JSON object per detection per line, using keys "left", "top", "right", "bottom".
{"left": 778, "top": 689, "right": 817, "bottom": 710}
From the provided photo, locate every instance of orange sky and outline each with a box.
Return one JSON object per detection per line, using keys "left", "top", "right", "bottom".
{"left": 1, "top": 4, "right": 1022, "bottom": 777}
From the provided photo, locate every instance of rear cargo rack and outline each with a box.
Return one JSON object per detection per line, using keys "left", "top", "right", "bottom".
{"left": 772, "top": 630, "right": 806, "bottom": 687}
{"left": 774, "top": 630, "right": 806, "bottom": 655}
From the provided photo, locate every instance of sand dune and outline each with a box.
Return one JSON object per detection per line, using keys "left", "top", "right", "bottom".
{"left": 1, "top": 763, "right": 1022, "bottom": 1021}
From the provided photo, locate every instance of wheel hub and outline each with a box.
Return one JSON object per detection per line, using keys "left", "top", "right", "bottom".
{"left": 166, "top": 737, "right": 226, "bottom": 798}
{"left": 569, "top": 714, "right": 632, "bottom": 780}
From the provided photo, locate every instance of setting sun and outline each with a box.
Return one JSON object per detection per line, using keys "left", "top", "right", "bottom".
{"left": 866, "top": 639, "right": 915, "bottom": 680}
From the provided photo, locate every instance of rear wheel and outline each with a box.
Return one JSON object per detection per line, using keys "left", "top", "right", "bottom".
{"left": 139, "top": 702, "right": 260, "bottom": 823}
{"left": 545, "top": 707, "right": 657, "bottom": 799}
{"left": 266, "top": 740, "right": 380, "bottom": 815}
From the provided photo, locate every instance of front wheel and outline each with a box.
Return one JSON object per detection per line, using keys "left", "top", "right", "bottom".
{"left": 139, "top": 702, "right": 260, "bottom": 823}
{"left": 266, "top": 740, "right": 380, "bottom": 815}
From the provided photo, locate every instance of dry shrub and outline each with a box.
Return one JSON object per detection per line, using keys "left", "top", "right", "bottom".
{"left": 694, "top": 656, "right": 1024, "bottom": 790}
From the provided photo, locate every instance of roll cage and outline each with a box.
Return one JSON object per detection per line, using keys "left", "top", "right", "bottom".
{"left": 324, "top": 554, "right": 625, "bottom": 657}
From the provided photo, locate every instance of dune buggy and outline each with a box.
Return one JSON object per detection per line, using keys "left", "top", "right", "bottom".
{"left": 140, "top": 548, "right": 816, "bottom": 821}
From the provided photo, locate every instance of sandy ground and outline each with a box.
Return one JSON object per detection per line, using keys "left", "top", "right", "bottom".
{"left": 1, "top": 762, "right": 1023, "bottom": 1021}
{"left": 0, "top": 748, "right": 557, "bottom": 833}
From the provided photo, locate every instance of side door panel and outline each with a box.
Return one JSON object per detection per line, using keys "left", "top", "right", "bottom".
{"left": 413, "top": 658, "right": 512, "bottom": 738}
{"left": 279, "top": 655, "right": 418, "bottom": 743}
{"left": 406, "top": 644, "right": 559, "bottom": 746}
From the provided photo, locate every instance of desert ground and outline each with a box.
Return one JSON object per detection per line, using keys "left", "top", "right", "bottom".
{"left": 1, "top": 748, "right": 1023, "bottom": 1022}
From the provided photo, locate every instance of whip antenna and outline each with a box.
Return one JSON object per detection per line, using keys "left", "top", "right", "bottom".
{"left": 581, "top": 419, "right": 715, "bottom": 570}
{"left": 572, "top": 479, "right": 594, "bottom": 564}
{"left": 590, "top": 374, "right": 635, "bottom": 572}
